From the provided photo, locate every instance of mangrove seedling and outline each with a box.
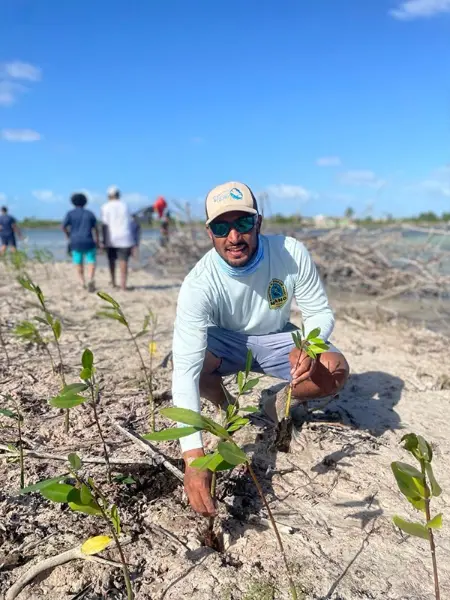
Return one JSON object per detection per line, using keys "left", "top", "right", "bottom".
{"left": 97, "top": 292, "right": 156, "bottom": 430}
{"left": 145, "top": 402, "right": 299, "bottom": 598}
{"left": 32, "top": 248, "right": 54, "bottom": 279}
{"left": 20, "top": 453, "right": 133, "bottom": 599}
{"left": 79, "top": 348, "right": 112, "bottom": 482}
{"left": 0, "top": 318, "right": 10, "bottom": 366}
{"left": 49, "top": 349, "right": 112, "bottom": 479}
{"left": 13, "top": 320, "right": 56, "bottom": 371}
{"left": 8, "top": 249, "right": 29, "bottom": 274}
{"left": 0, "top": 397, "right": 25, "bottom": 488}
{"left": 17, "top": 275, "right": 68, "bottom": 429}
{"left": 391, "top": 433, "right": 443, "bottom": 600}
{"left": 275, "top": 326, "right": 329, "bottom": 452}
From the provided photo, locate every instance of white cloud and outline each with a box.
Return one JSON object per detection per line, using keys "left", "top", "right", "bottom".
{"left": 266, "top": 184, "right": 316, "bottom": 201}
{"left": 316, "top": 156, "right": 342, "bottom": 167}
{"left": 32, "top": 190, "right": 64, "bottom": 203}
{"left": 1, "top": 129, "right": 41, "bottom": 142}
{"left": 0, "top": 192, "right": 6, "bottom": 203}
{"left": 415, "top": 165, "right": 450, "bottom": 197}
{"left": 421, "top": 180, "right": 450, "bottom": 196}
{"left": 390, "top": 0, "right": 450, "bottom": 20}
{"left": 2, "top": 61, "right": 42, "bottom": 82}
{"left": 0, "top": 61, "right": 41, "bottom": 106}
{"left": 0, "top": 81, "right": 27, "bottom": 106}
{"left": 339, "top": 169, "right": 386, "bottom": 190}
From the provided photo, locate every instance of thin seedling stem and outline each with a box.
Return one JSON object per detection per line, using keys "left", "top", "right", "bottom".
{"left": 127, "top": 323, "right": 155, "bottom": 431}
{"left": 0, "top": 323, "right": 10, "bottom": 366}
{"left": 53, "top": 340, "right": 68, "bottom": 433}
{"left": 247, "top": 463, "right": 298, "bottom": 600}
{"left": 90, "top": 381, "right": 112, "bottom": 483}
{"left": 208, "top": 472, "right": 217, "bottom": 537}
{"left": 284, "top": 349, "right": 304, "bottom": 418}
{"left": 89, "top": 481, "right": 134, "bottom": 600}
{"left": 17, "top": 412, "right": 24, "bottom": 490}
{"left": 39, "top": 294, "right": 67, "bottom": 433}
{"left": 422, "top": 463, "right": 441, "bottom": 600}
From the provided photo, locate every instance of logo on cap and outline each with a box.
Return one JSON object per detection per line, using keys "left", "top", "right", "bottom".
{"left": 230, "top": 188, "right": 243, "bottom": 200}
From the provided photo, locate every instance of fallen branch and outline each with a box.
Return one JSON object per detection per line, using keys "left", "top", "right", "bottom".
{"left": 0, "top": 444, "right": 150, "bottom": 466}
{"left": 5, "top": 537, "right": 132, "bottom": 600}
{"left": 108, "top": 417, "right": 184, "bottom": 483}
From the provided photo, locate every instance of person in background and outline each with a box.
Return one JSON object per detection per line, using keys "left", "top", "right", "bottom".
{"left": 62, "top": 193, "right": 99, "bottom": 292}
{"left": 101, "top": 186, "right": 135, "bottom": 290}
{"left": 153, "top": 196, "right": 171, "bottom": 246}
{"left": 130, "top": 213, "right": 142, "bottom": 261}
{"left": 0, "top": 206, "right": 22, "bottom": 255}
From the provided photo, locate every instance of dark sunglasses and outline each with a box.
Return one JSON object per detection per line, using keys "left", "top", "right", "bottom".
{"left": 209, "top": 215, "right": 256, "bottom": 238}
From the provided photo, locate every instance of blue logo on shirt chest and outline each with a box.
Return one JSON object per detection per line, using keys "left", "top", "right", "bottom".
{"left": 268, "top": 278, "right": 288, "bottom": 309}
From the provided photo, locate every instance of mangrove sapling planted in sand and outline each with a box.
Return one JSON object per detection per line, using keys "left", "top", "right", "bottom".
{"left": 145, "top": 353, "right": 299, "bottom": 600}
{"left": 8, "top": 249, "right": 29, "bottom": 274}
{"left": 275, "top": 326, "right": 329, "bottom": 452}
{"left": 79, "top": 348, "right": 113, "bottom": 482}
{"left": 391, "top": 433, "right": 443, "bottom": 600}
{"left": 97, "top": 292, "right": 157, "bottom": 430}
{"left": 48, "top": 348, "right": 112, "bottom": 480}
{"left": 17, "top": 453, "right": 134, "bottom": 600}
{"left": 0, "top": 397, "right": 25, "bottom": 489}
{"left": 13, "top": 319, "right": 56, "bottom": 371}
{"left": 31, "top": 247, "right": 54, "bottom": 279}
{"left": 17, "top": 275, "right": 70, "bottom": 430}
{"left": 0, "top": 317, "right": 10, "bottom": 365}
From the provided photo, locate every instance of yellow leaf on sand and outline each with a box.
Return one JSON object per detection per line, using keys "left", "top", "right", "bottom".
{"left": 81, "top": 535, "right": 112, "bottom": 555}
{"left": 149, "top": 341, "right": 157, "bottom": 356}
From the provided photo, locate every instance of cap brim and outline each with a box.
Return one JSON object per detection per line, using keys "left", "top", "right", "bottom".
{"left": 206, "top": 205, "right": 257, "bottom": 225}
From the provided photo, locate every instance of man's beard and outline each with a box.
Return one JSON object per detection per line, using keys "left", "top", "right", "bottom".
{"left": 214, "top": 239, "right": 254, "bottom": 267}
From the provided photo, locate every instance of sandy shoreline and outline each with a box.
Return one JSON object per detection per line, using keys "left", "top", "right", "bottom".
{"left": 1, "top": 263, "right": 450, "bottom": 599}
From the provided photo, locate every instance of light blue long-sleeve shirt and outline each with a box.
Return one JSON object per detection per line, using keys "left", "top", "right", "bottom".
{"left": 172, "top": 235, "right": 335, "bottom": 451}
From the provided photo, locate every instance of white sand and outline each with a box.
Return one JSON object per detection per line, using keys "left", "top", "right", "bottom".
{"left": 1, "top": 263, "right": 449, "bottom": 599}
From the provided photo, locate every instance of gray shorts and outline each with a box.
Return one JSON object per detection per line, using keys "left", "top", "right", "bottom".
{"left": 207, "top": 323, "right": 340, "bottom": 382}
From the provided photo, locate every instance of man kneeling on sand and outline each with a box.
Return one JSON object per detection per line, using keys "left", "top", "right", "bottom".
{"left": 171, "top": 181, "right": 349, "bottom": 516}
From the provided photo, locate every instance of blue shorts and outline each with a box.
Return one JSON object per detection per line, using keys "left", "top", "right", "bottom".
{"left": 207, "top": 323, "right": 340, "bottom": 381}
{"left": 0, "top": 234, "right": 16, "bottom": 248}
{"left": 72, "top": 248, "right": 97, "bottom": 265}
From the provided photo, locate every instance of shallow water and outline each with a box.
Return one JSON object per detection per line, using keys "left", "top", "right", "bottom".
{"left": 19, "top": 227, "right": 161, "bottom": 265}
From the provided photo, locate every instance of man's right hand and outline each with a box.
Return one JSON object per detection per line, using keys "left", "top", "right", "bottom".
{"left": 183, "top": 449, "right": 216, "bottom": 517}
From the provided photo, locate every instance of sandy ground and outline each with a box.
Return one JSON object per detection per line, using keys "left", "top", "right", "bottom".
{"left": 1, "top": 262, "right": 450, "bottom": 600}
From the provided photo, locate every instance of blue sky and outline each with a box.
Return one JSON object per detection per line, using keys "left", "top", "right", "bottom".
{"left": 0, "top": 0, "right": 449, "bottom": 220}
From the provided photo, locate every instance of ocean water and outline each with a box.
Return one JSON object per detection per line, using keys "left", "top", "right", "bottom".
{"left": 19, "top": 227, "right": 162, "bottom": 265}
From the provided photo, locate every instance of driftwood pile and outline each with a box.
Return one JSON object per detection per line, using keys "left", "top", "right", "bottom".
{"left": 304, "top": 226, "right": 450, "bottom": 300}
{"left": 144, "top": 224, "right": 450, "bottom": 303}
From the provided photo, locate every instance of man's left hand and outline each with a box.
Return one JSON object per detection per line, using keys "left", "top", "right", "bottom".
{"left": 289, "top": 348, "right": 317, "bottom": 387}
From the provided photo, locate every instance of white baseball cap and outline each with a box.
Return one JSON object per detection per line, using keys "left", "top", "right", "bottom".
{"left": 107, "top": 185, "right": 120, "bottom": 198}
{"left": 205, "top": 181, "right": 258, "bottom": 225}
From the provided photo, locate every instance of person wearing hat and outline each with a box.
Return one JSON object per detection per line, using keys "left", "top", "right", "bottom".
{"left": 172, "top": 181, "right": 349, "bottom": 516}
{"left": 101, "top": 186, "right": 135, "bottom": 290}
{"left": 62, "top": 193, "right": 99, "bottom": 291}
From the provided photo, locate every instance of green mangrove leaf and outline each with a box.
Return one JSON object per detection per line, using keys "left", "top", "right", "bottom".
{"left": 393, "top": 516, "right": 429, "bottom": 540}
{"left": 143, "top": 426, "right": 201, "bottom": 441}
